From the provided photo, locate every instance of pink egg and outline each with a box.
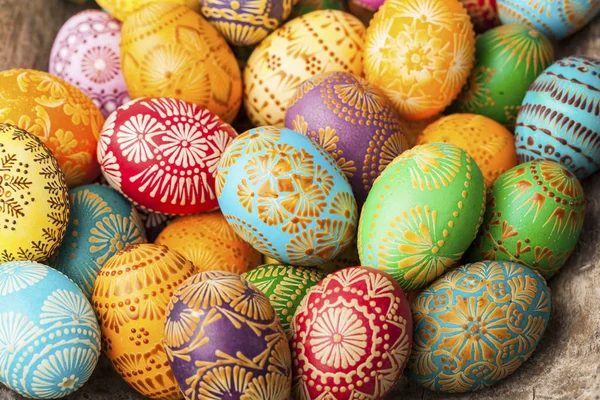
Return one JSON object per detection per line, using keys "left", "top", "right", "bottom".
{"left": 49, "top": 10, "right": 130, "bottom": 118}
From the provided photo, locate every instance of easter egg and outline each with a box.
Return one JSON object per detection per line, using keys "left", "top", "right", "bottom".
{"left": 417, "top": 114, "right": 517, "bottom": 187}
{"left": 290, "top": 0, "right": 346, "bottom": 18}
{"left": 497, "top": 0, "right": 600, "bottom": 40}
{"left": 97, "top": 97, "right": 237, "bottom": 215}
{"left": 49, "top": 10, "right": 130, "bottom": 119}
{"left": 407, "top": 260, "right": 551, "bottom": 393}
{"left": 285, "top": 71, "right": 408, "bottom": 206}
{"left": 216, "top": 127, "right": 358, "bottom": 267}
{"left": 0, "top": 261, "right": 101, "bottom": 399}
{"left": 0, "top": 69, "right": 104, "bottom": 187}
{"left": 51, "top": 184, "right": 146, "bottom": 299}
{"left": 92, "top": 243, "right": 195, "bottom": 399}
{"left": 120, "top": 3, "right": 242, "bottom": 123}
{"left": 515, "top": 56, "right": 600, "bottom": 180}
{"left": 450, "top": 24, "right": 554, "bottom": 130}
{"left": 242, "top": 264, "right": 326, "bottom": 336}
{"left": 364, "top": 0, "right": 476, "bottom": 121}
{"left": 358, "top": 143, "right": 486, "bottom": 291}
{"left": 96, "top": 0, "right": 201, "bottom": 21}
{"left": 155, "top": 212, "right": 263, "bottom": 274}
{"left": 0, "top": 124, "right": 69, "bottom": 263}
{"left": 164, "top": 271, "right": 292, "bottom": 399}
{"left": 244, "top": 10, "right": 366, "bottom": 127}
{"left": 459, "top": 0, "right": 500, "bottom": 32}
{"left": 291, "top": 266, "right": 412, "bottom": 400}
{"left": 467, "top": 160, "right": 585, "bottom": 278}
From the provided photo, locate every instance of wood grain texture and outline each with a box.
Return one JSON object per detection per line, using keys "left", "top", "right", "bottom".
{"left": 0, "top": 1, "right": 598, "bottom": 399}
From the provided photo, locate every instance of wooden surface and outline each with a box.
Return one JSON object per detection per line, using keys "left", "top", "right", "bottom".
{"left": 0, "top": 0, "right": 598, "bottom": 399}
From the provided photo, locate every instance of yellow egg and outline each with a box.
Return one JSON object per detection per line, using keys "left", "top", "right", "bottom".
{"left": 97, "top": 0, "right": 201, "bottom": 21}
{"left": 243, "top": 10, "right": 366, "bottom": 127}
{"left": 92, "top": 243, "right": 195, "bottom": 400}
{"left": 121, "top": 3, "right": 242, "bottom": 123}
{"left": 364, "top": 0, "right": 475, "bottom": 121}
{"left": 0, "top": 124, "right": 69, "bottom": 263}
{"left": 155, "top": 212, "right": 263, "bottom": 274}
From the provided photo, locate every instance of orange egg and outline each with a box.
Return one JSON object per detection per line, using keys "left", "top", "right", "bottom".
{"left": 417, "top": 113, "right": 517, "bottom": 186}
{"left": 0, "top": 69, "right": 104, "bottom": 187}
{"left": 155, "top": 212, "right": 263, "bottom": 274}
{"left": 92, "top": 243, "right": 195, "bottom": 400}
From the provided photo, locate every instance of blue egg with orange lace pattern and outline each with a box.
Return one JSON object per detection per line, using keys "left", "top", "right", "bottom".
{"left": 216, "top": 126, "right": 357, "bottom": 267}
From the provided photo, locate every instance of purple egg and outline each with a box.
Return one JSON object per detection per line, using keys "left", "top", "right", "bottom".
{"left": 49, "top": 10, "right": 130, "bottom": 118}
{"left": 285, "top": 71, "right": 408, "bottom": 206}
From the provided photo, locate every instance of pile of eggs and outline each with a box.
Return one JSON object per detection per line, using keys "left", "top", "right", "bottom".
{"left": 0, "top": 0, "right": 598, "bottom": 398}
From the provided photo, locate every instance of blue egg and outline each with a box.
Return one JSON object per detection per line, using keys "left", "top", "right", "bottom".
{"left": 0, "top": 261, "right": 101, "bottom": 399}
{"left": 515, "top": 56, "right": 600, "bottom": 180}
{"left": 407, "top": 261, "right": 551, "bottom": 393}
{"left": 51, "top": 184, "right": 146, "bottom": 299}
{"left": 216, "top": 126, "right": 357, "bottom": 266}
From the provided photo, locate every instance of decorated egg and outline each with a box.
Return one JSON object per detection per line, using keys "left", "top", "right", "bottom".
{"left": 285, "top": 71, "right": 408, "bottom": 206}
{"left": 120, "top": 3, "right": 242, "bottom": 123}
{"left": 155, "top": 212, "right": 263, "bottom": 274}
{"left": 0, "top": 69, "right": 104, "bottom": 187}
{"left": 49, "top": 10, "right": 130, "bottom": 119}
{"left": 402, "top": 114, "right": 442, "bottom": 148}
{"left": 515, "top": 56, "right": 600, "bottom": 180}
{"left": 450, "top": 24, "right": 554, "bottom": 130}
{"left": 217, "top": 127, "right": 358, "bottom": 267}
{"left": 96, "top": 0, "right": 201, "bottom": 21}
{"left": 0, "top": 124, "right": 69, "bottom": 263}
{"left": 0, "top": 261, "right": 101, "bottom": 399}
{"left": 291, "top": 266, "right": 412, "bottom": 400}
{"left": 97, "top": 97, "right": 237, "bottom": 215}
{"left": 290, "top": 0, "right": 346, "bottom": 18}
{"left": 497, "top": 0, "right": 600, "bottom": 40}
{"left": 358, "top": 143, "right": 486, "bottom": 291}
{"left": 459, "top": 0, "right": 500, "bottom": 32}
{"left": 467, "top": 160, "right": 585, "bottom": 278}
{"left": 242, "top": 264, "right": 326, "bottom": 336}
{"left": 164, "top": 271, "right": 292, "bottom": 399}
{"left": 51, "top": 184, "right": 146, "bottom": 299}
{"left": 364, "top": 0, "right": 475, "bottom": 121}
{"left": 407, "top": 260, "right": 551, "bottom": 393}
{"left": 244, "top": 10, "right": 366, "bottom": 127}
{"left": 417, "top": 114, "right": 517, "bottom": 187}
{"left": 92, "top": 243, "right": 195, "bottom": 399}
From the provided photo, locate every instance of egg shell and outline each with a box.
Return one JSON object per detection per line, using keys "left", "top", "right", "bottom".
{"left": 51, "top": 184, "right": 147, "bottom": 299}
{"left": 515, "top": 56, "right": 600, "bottom": 180}
{"left": 467, "top": 160, "right": 585, "bottom": 278}
{"left": 364, "top": 0, "right": 476, "bottom": 121}
{"left": 402, "top": 114, "right": 442, "bottom": 148}
{"left": 92, "top": 243, "right": 195, "bottom": 399}
{"left": 407, "top": 260, "right": 551, "bottom": 393}
{"left": 96, "top": 0, "right": 201, "bottom": 21}
{"left": 241, "top": 264, "right": 326, "bottom": 336}
{"left": 358, "top": 143, "right": 486, "bottom": 291}
{"left": 291, "top": 266, "right": 413, "bottom": 400}
{"left": 97, "top": 97, "right": 237, "bottom": 215}
{"left": 459, "top": 0, "right": 500, "bottom": 32}
{"left": 120, "top": 3, "right": 242, "bottom": 123}
{"left": 49, "top": 10, "right": 130, "bottom": 119}
{"left": 216, "top": 126, "right": 358, "bottom": 266}
{"left": 497, "top": 0, "right": 600, "bottom": 40}
{"left": 155, "top": 212, "right": 263, "bottom": 274}
{"left": 417, "top": 114, "right": 517, "bottom": 187}
{"left": 290, "top": 0, "right": 346, "bottom": 18}
{"left": 163, "top": 271, "right": 292, "bottom": 399}
{"left": 285, "top": 71, "right": 408, "bottom": 206}
{"left": 0, "top": 69, "right": 104, "bottom": 187}
{"left": 450, "top": 24, "right": 554, "bottom": 130}
{"left": 0, "top": 261, "right": 101, "bottom": 399}
{"left": 243, "top": 9, "right": 366, "bottom": 127}
{"left": 0, "top": 124, "right": 70, "bottom": 263}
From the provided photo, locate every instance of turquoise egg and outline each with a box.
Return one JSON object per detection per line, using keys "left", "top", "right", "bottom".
{"left": 216, "top": 126, "right": 358, "bottom": 266}
{"left": 515, "top": 56, "right": 600, "bottom": 180}
{"left": 52, "top": 184, "right": 147, "bottom": 299}
{"left": 0, "top": 261, "right": 101, "bottom": 399}
{"left": 407, "top": 260, "right": 551, "bottom": 393}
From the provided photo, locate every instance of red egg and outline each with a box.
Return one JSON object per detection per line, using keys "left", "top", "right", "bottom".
{"left": 98, "top": 97, "right": 237, "bottom": 214}
{"left": 291, "top": 266, "right": 413, "bottom": 400}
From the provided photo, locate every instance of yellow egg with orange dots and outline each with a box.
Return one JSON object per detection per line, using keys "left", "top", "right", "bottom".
{"left": 96, "top": 0, "right": 201, "bottom": 21}
{"left": 364, "top": 0, "right": 476, "bottom": 121}
{"left": 416, "top": 113, "right": 517, "bottom": 186}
